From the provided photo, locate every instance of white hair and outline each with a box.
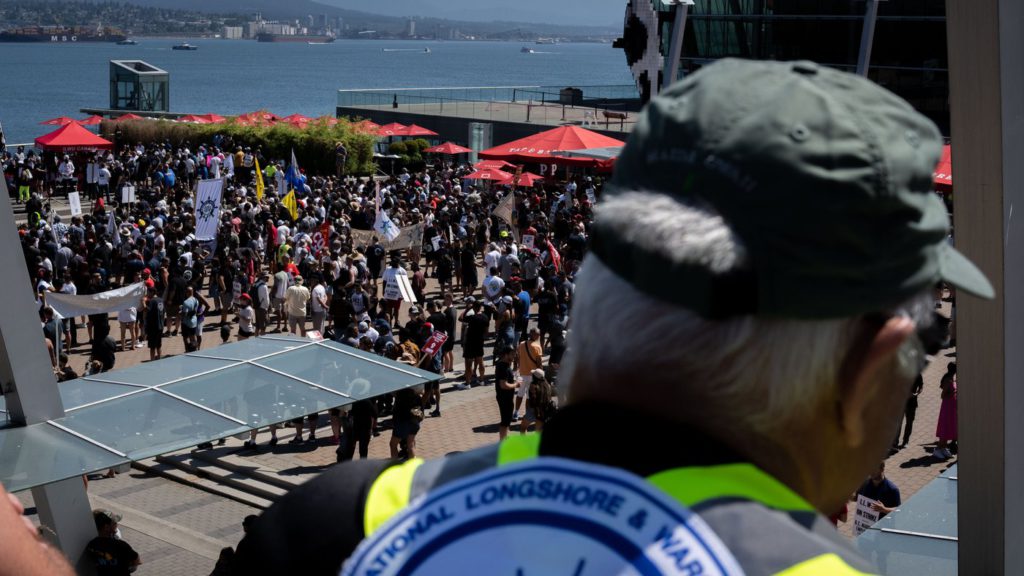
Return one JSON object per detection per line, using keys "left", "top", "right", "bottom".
{"left": 562, "top": 191, "right": 929, "bottom": 438}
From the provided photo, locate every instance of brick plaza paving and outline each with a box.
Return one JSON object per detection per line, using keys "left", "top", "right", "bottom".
{"left": 15, "top": 263, "right": 959, "bottom": 572}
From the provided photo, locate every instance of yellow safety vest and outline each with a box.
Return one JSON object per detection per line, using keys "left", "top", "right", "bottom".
{"left": 364, "top": 435, "right": 873, "bottom": 576}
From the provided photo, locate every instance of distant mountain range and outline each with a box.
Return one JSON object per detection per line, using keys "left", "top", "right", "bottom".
{"left": 86, "top": 0, "right": 624, "bottom": 34}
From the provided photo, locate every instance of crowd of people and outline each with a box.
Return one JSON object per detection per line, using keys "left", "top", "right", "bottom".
{"left": 3, "top": 136, "right": 588, "bottom": 457}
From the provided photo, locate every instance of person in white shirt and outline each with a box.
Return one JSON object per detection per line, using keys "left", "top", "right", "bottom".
{"left": 381, "top": 258, "right": 408, "bottom": 324}
{"left": 310, "top": 276, "right": 329, "bottom": 333}
{"left": 97, "top": 163, "right": 112, "bottom": 203}
{"left": 57, "top": 155, "right": 75, "bottom": 195}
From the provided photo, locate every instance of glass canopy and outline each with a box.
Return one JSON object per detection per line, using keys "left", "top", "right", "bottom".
{"left": 0, "top": 335, "right": 440, "bottom": 493}
{"left": 856, "top": 464, "right": 958, "bottom": 575}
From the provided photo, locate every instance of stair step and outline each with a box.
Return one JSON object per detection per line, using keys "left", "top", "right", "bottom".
{"left": 155, "top": 452, "right": 290, "bottom": 503}
{"left": 133, "top": 458, "right": 274, "bottom": 510}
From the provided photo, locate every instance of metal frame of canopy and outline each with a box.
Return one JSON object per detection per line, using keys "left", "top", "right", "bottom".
{"left": 0, "top": 334, "right": 440, "bottom": 494}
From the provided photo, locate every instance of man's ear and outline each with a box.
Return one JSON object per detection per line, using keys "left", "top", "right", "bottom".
{"left": 837, "top": 316, "right": 915, "bottom": 447}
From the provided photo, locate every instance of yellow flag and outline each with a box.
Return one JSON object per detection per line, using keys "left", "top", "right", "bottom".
{"left": 282, "top": 189, "right": 299, "bottom": 221}
{"left": 254, "top": 157, "right": 265, "bottom": 202}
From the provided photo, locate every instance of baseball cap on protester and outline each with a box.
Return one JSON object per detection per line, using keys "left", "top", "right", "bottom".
{"left": 93, "top": 509, "right": 122, "bottom": 530}
{"left": 592, "top": 58, "right": 994, "bottom": 319}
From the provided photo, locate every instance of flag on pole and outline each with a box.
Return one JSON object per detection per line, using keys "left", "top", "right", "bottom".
{"left": 254, "top": 156, "right": 266, "bottom": 202}
{"left": 281, "top": 190, "right": 299, "bottom": 221}
{"left": 374, "top": 208, "right": 401, "bottom": 242}
{"left": 285, "top": 149, "right": 304, "bottom": 195}
{"left": 107, "top": 211, "right": 122, "bottom": 248}
{"left": 492, "top": 191, "right": 518, "bottom": 241}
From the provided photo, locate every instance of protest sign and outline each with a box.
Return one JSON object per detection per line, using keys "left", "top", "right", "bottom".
{"left": 350, "top": 222, "right": 424, "bottom": 251}
{"left": 67, "top": 192, "right": 82, "bottom": 216}
{"left": 421, "top": 331, "right": 448, "bottom": 357}
{"left": 522, "top": 234, "right": 535, "bottom": 251}
{"left": 853, "top": 495, "right": 881, "bottom": 536}
{"left": 121, "top": 184, "right": 136, "bottom": 204}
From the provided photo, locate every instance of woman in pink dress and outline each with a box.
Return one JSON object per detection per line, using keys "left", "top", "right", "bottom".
{"left": 934, "top": 362, "right": 957, "bottom": 460}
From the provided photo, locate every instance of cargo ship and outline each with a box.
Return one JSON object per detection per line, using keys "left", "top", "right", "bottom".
{"left": 0, "top": 26, "right": 127, "bottom": 43}
{"left": 256, "top": 33, "right": 334, "bottom": 43}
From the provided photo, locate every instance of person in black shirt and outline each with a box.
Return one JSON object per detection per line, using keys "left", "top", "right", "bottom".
{"left": 460, "top": 299, "right": 488, "bottom": 387}
{"left": 337, "top": 399, "right": 378, "bottom": 462}
{"left": 494, "top": 347, "right": 517, "bottom": 440}
{"left": 535, "top": 284, "right": 558, "bottom": 351}
{"left": 365, "top": 237, "right": 385, "bottom": 294}
{"left": 86, "top": 509, "right": 140, "bottom": 575}
{"left": 857, "top": 462, "right": 902, "bottom": 518}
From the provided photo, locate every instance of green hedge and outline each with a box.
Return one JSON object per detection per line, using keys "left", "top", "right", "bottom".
{"left": 388, "top": 138, "right": 432, "bottom": 170}
{"left": 100, "top": 118, "right": 377, "bottom": 176}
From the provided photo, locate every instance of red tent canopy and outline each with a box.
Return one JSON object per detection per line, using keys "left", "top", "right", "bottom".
{"left": 40, "top": 116, "right": 80, "bottom": 126}
{"left": 497, "top": 172, "right": 544, "bottom": 187}
{"left": 399, "top": 124, "right": 439, "bottom": 137}
{"left": 114, "top": 113, "right": 147, "bottom": 122}
{"left": 377, "top": 123, "right": 407, "bottom": 137}
{"left": 79, "top": 115, "right": 105, "bottom": 126}
{"left": 479, "top": 125, "right": 625, "bottom": 166}
{"left": 464, "top": 168, "right": 513, "bottom": 181}
{"left": 934, "top": 144, "right": 952, "bottom": 189}
{"left": 425, "top": 142, "right": 473, "bottom": 155}
{"left": 35, "top": 122, "right": 113, "bottom": 152}
{"left": 475, "top": 160, "right": 517, "bottom": 170}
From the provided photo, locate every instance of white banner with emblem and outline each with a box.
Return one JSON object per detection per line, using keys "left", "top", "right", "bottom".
{"left": 194, "top": 178, "right": 224, "bottom": 241}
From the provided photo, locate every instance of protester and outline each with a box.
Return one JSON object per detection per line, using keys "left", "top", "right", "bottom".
{"left": 86, "top": 509, "right": 141, "bottom": 575}
{"left": 934, "top": 362, "right": 958, "bottom": 460}
{"left": 857, "top": 462, "right": 902, "bottom": 518}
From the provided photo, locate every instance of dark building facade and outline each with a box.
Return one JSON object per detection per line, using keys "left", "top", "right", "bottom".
{"left": 618, "top": 1, "right": 949, "bottom": 134}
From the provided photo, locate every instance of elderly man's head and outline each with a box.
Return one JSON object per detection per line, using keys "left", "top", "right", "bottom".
{"left": 562, "top": 59, "right": 992, "bottom": 515}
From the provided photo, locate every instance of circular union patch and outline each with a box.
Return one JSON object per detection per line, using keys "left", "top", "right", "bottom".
{"left": 342, "top": 457, "right": 744, "bottom": 576}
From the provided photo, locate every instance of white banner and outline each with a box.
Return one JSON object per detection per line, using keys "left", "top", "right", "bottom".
{"left": 48, "top": 282, "right": 146, "bottom": 319}
{"left": 194, "top": 178, "right": 224, "bottom": 241}
{"left": 67, "top": 192, "right": 82, "bottom": 216}
{"left": 350, "top": 222, "right": 425, "bottom": 252}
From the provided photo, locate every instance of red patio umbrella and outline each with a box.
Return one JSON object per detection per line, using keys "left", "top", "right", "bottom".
{"left": 178, "top": 114, "right": 211, "bottom": 124}
{"left": 425, "top": 142, "right": 473, "bottom": 154}
{"left": 497, "top": 171, "right": 544, "bottom": 187}
{"left": 285, "top": 118, "right": 312, "bottom": 129}
{"left": 40, "top": 116, "right": 81, "bottom": 126}
{"left": 479, "top": 125, "right": 625, "bottom": 167}
{"left": 475, "top": 160, "right": 517, "bottom": 170}
{"left": 240, "top": 110, "right": 280, "bottom": 123}
{"left": 35, "top": 122, "right": 113, "bottom": 152}
{"left": 114, "top": 113, "right": 147, "bottom": 122}
{"left": 202, "top": 113, "right": 226, "bottom": 123}
{"left": 352, "top": 120, "right": 379, "bottom": 134}
{"left": 934, "top": 144, "right": 952, "bottom": 189}
{"left": 282, "top": 114, "right": 313, "bottom": 123}
{"left": 464, "top": 168, "right": 514, "bottom": 181}
{"left": 317, "top": 116, "right": 341, "bottom": 126}
{"left": 376, "top": 122, "right": 407, "bottom": 137}
{"left": 399, "top": 124, "right": 438, "bottom": 137}
{"left": 79, "top": 115, "right": 105, "bottom": 126}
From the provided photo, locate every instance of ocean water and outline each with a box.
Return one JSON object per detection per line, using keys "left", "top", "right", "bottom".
{"left": 0, "top": 38, "right": 633, "bottom": 145}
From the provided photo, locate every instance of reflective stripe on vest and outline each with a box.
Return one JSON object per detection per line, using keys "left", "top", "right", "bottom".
{"left": 363, "top": 457, "right": 424, "bottom": 536}
{"left": 774, "top": 553, "right": 873, "bottom": 576}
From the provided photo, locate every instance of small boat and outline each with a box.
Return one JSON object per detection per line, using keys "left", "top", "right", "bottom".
{"left": 117, "top": 38, "right": 138, "bottom": 45}
{"left": 424, "top": 47, "right": 431, "bottom": 53}
{"left": 172, "top": 43, "right": 197, "bottom": 51}
{"left": 521, "top": 47, "right": 535, "bottom": 54}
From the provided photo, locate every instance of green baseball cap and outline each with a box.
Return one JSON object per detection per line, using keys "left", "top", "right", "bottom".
{"left": 591, "top": 58, "right": 993, "bottom": 319}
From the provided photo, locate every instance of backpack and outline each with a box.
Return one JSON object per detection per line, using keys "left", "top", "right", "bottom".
{"left": 249, "top": 279, "right": 267, "bottom": 309}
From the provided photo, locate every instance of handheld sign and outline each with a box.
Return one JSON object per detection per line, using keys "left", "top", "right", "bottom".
{"left": 522, "top": 234, "right": 535, "bottom": 251}
{"left": 853, "top": 495, "right": 881, "bottom": 536}
{"left": 67, "top": 192, "right": 82, "bottom": 216}
{"left": 307, "top": 330, "right": 324, "bottom": 341}
{"left": 121, "top": 184, "right": 136, "bottom": 204}
{"left": 396, "top": 274, "right": 416, "bottom": 302}
{"left": 421, "top": 331, "right": 448, "bottom": 357}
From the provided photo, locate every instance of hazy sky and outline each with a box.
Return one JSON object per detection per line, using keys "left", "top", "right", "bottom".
{"left": 317, "top": 0, "right": 628, "bottom": 28}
